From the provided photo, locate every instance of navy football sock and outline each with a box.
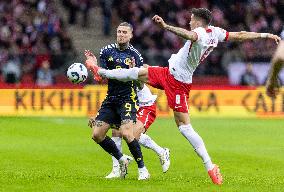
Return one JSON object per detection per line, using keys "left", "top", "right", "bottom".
{"left": 98, "top": 136, "right": 123, "bottom": 160}
{"left": 127, "top": 139, "right": 145, "bottom": 168}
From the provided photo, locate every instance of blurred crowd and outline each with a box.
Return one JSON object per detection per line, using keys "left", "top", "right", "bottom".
{"left": 1, "top": 0, "right": 283, "bottom": 86}
{"left": 114, "top": 0, "right": 284, "bottom": 76}
{"left": 62, "top": 0, "right": 92, "bottom": 28}
{"left": 0, "top": 0, "right": 76, "bottom": 86}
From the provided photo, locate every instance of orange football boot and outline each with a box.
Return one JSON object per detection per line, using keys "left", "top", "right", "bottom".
{"left": 208, "top": 164, "right": 223, "bottom": 185}
{"left": 85, "top": 59, "right": 102, "bottom": 82}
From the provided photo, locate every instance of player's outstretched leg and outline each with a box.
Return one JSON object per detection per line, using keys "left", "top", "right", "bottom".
{"left": 178, "top": 124, "right": 223, "bottom": 185}
{"left": 98, "top": 67, "right": 140, "bottom": 81}
{"left": 139, "top": 133, "right": 171, "bottom": 173}
{"left": 173, "top": 111, "right": 222, "bottom": 184}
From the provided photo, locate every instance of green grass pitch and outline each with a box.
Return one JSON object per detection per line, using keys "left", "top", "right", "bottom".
{"left": 1, "top": 117, "right": 284, "bottom": 192}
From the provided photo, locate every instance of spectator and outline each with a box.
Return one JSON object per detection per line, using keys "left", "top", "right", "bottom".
{"left": 36, "top": 60, "right": 54, "bottom": 86}
{"left": 100, "top": 0, "right": 113, "bottom": 36}
{"left": 2, "top": 55, "right": 21, "bottom": 84}
{"left": 65, "top": 0, "right": 79, "bottom": 25}
{"left": 62, "top": 0, "right": 92, "bottom": 28}
{"left": 240, "top": 63, "right": 259, "bottom": 86}
{"left": 80, "top": 0, "right": 92, "bottom": 28}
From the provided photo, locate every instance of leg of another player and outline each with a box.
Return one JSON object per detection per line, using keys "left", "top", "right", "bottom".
{"left": 173, "top": 111, "right": 223, "bottom": 185}
{"left": 134, "top": 121, "right": 165, "bottom": 156}
{"left": 98, "top": 66, "right": 149, "bottom": 83}
{"left": 134, "top": 120, "right": 170, "bottom": 173}
{"left": 266, "top": 40, "right": 284, "bottom": 98}
{"left": 120, "top": 120, "right": 150, "bottom": 180}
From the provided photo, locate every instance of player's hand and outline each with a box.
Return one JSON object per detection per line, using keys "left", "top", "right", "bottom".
{"left": 152, "top": 15, "right": 167, "bottom": 28}
{"left": 129, "top": 57, "right": 136, "bottom": 68}
{"left": 84, "top": 50, "right": 97, "bottom": 69}
{"left": 266, "top": 79, "right": 280, "bottom": 98}
{"left": 84, "top": 50, "right": 95, "bottom": 59}
{"left": 268, "top": 34, "right": 281, "bottom": 44}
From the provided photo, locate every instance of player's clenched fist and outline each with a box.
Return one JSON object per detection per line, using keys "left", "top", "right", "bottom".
{"left": 152, "top": 15, "right": 167, "bottom": 28}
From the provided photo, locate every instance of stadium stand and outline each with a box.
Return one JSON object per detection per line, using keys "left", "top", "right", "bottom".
{"left": 0, "top": 0, "right": 76, "bottom": 86}
{"left": 0, "top": 0, "right": 283, "bottom": 86}
{"left": 114, "top": 0, "right": 284, "bottom": 77}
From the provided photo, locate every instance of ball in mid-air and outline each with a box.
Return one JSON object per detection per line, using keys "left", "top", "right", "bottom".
{"left": 67, "top": 63, "right": 88, "bottom": 84}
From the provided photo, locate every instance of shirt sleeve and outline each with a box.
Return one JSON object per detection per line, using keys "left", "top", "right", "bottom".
{"left": 133, "top": 50, "right": 144, "bottom": 67}
{"left": 99, "top": 48, "right": 108, "bottom": 69}
{"left": 214, "top": 27, "right": 229, "bottom": 42}
{"left": 192, "top": 27, "right": 205, "bottom": 42}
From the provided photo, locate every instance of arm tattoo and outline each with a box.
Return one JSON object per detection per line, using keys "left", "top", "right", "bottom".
{"left": 165, "top": 25, "right": 191, "bottom": 40}
{"left": 121, "top": 119, "right": 133, "bottom": 125}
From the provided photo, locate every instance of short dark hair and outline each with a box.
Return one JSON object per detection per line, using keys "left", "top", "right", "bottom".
{"left": 118, "top": 22, "right": 133, "bottom": 31}
{"left": 191, "top": 8, "right": 212, "bottom": 25}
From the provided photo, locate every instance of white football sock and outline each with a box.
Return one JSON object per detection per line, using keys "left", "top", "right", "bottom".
{"left": 98, "top": 67, "right": 140, "bottom": 82}
{"left": 111, "top": 137, "right": 122, "bottom": 168}
{"left": 179, "top": 124, "right": 214, "bottom": 171}
{"left": 139, "top": 133, "right": 164, "bottom": 156}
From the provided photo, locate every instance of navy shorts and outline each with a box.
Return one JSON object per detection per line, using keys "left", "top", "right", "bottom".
{"left": 95, "top": 97, "right": 137, "bottom": 126}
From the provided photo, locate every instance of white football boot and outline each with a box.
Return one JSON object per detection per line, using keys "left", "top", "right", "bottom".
{"left": 119, "top": 155, "right": 133, "bottom": 179}
{"left": 159, "top": 148, "right": 171, "bottom": 173}
{"left": 105, "top": 165, "right": 120, "bottom": 179}
{"left": 138, "top": 166, "right": 150, "bottom": 180}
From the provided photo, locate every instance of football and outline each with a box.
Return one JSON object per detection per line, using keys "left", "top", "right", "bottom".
{"left": 67, "top": 63, "right": 88, "bottom": 84}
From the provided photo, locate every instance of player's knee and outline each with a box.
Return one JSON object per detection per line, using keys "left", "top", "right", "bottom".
{"left": 133, "top": 128, "right": 144, "bottom": 140}
{"left": 91, "top": 131, "right": 104, "bottom": 143}
{"left": 120, "top": 129, "right": 133, "bottom": 142}
{"left": 178, "top": 124, "right": 194, "bottom": 135}
{"left": 174, "top": 112, "right": 190, "bottom": 126}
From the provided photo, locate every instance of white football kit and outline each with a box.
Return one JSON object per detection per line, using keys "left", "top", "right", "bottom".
{"left": 168, "top": 26, "right": 229, "bottom": 84}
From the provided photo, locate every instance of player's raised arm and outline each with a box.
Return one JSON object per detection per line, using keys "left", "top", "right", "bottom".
{"left": 152, "top": 15, "right": 198, "bottom": 41}
{"left": 227, "top": 31, "right": 281, "bottom": 44}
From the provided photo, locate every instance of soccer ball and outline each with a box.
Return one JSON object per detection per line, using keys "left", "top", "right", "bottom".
{"left": 67, "top": 63, "right": 88, "bottom": 84}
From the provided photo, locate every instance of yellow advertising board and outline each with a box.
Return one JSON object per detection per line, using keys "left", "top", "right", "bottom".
{"left": 0, "top": 86, "right": 283, "bottom": 118}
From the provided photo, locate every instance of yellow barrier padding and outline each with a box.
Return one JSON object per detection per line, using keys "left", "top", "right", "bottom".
{"left": 0, "top": 86, "right": 283, "bottom": 118}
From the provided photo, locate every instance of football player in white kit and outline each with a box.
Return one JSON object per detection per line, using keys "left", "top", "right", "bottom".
{"left": 85, "top": 8, "right": 281, "bottom": 185}
{"left": 105, "top": 84, "right": 170, "bottom": 179}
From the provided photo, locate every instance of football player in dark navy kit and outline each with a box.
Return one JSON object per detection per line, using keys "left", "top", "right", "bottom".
{"left": 85, "top": 22, "right": 150, "bottom": 180}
